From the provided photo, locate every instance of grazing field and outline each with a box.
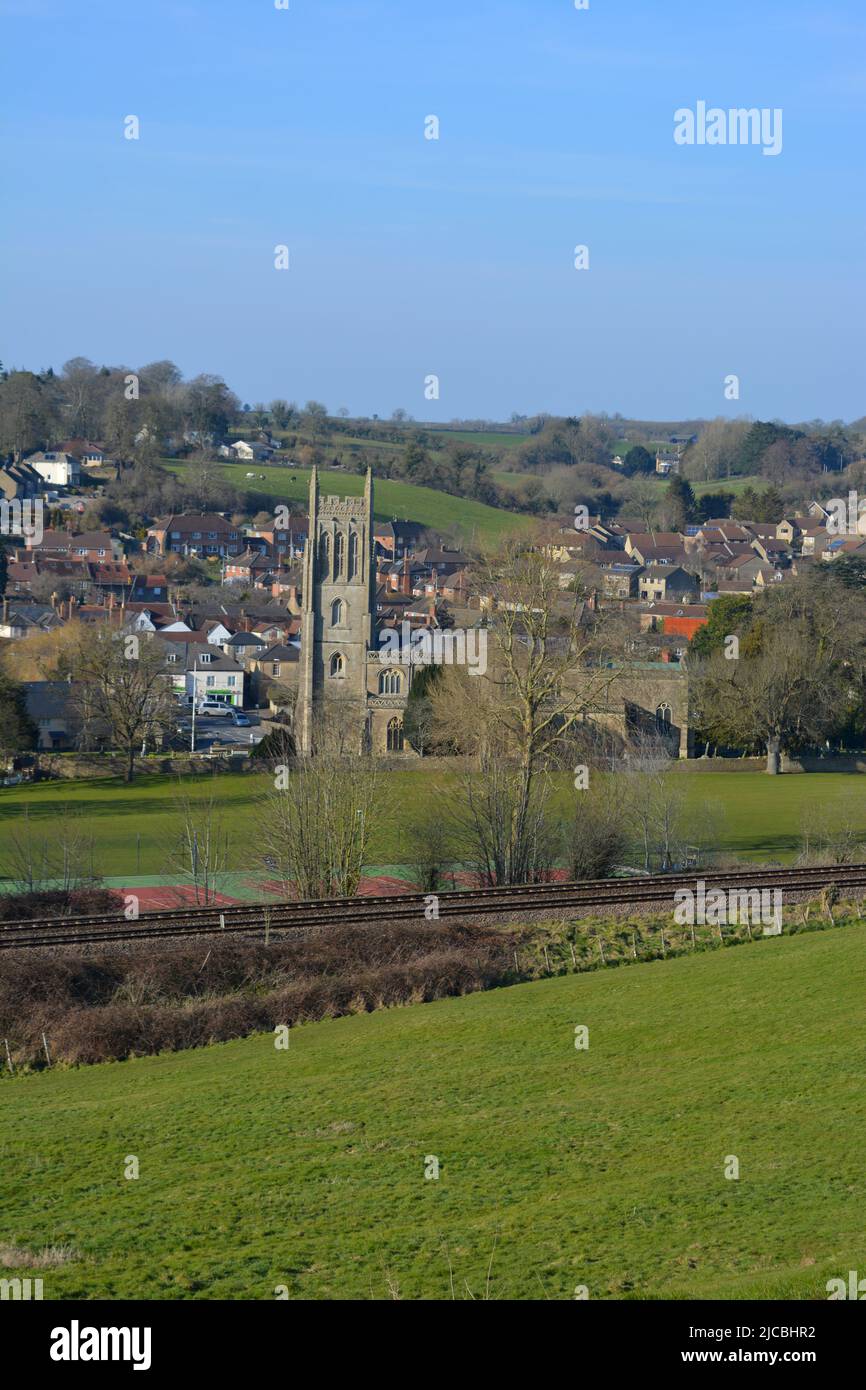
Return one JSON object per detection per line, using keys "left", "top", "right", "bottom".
{"left": 0, "top": 769, "right": 864, "bottom": 880}
{"left": 2, "top": 923, "right": 865, "bottom": 1299}
{"left": 165, "top": 461, "right": 532, "bottom": 545}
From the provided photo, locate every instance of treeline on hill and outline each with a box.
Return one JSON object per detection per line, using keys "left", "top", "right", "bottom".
{"left": 4, "top": 358, "right": 864, "bottom": 531}
{"left": 0, "top": 357, "right": 522, "bottom": 521}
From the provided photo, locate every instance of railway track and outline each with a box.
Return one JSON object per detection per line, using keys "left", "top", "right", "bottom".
{"left": 1, "top": 862, "right": 865, "bottom": 951}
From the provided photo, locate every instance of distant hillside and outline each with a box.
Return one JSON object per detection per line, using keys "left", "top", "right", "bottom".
{"left": 166, "top": 460, "right": 534, "bottom": 545}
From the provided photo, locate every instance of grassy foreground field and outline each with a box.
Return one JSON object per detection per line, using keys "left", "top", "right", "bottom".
{"left": 1, "top": 768, "right": 864, "bottom": 877}
{"left": 3, "top": 923, "right": 865, "bottom": 1299}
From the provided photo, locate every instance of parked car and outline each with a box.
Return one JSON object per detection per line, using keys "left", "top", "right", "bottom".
{"left": 231, "top": 709, "right": 251, "bottom": 726}
{"left": 196, "top": 700, "right": 233, "bottom": 717}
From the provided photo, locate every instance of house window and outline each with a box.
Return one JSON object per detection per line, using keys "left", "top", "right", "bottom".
{"left": 167, "top": 653, "right": 177, "bottom": 664}
{"left": 206, "top": 675, "right": 215, "bottom": 687}
{"left": 272, "top": 661, "right": 281, "bottom": 677}
{"left": 330, "top": 653, "right": 345, "bottom": 678}
{"left": 378, "top": 669, "right": 402, "bottom": 696}
{"left": 331, "top": 598, "right": 344, "bottom": 626}
{"left": 387, "top": 717, "right": 404, "bottom": 752}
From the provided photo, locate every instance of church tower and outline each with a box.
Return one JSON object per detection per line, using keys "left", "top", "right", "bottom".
{"left": 296, "top": 467, "right": 375, "bottom": 755}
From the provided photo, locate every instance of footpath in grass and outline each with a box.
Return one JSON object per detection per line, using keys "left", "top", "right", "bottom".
{"left": 2, "top": 924, "right": 865, "bottom": 1300}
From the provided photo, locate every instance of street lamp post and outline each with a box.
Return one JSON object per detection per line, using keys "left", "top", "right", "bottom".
{"left": 190, "top": 658, "right": 197, "bottom": 753}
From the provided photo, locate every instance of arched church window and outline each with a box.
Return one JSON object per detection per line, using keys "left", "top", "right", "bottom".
{"left": 656, "top": 702, "right": 672, "bottom": 727}
{"left": 319, "top": 531, "right": 330, "bottom": 579}
{"left": 331, "top": 598, "right": 344, "bottom": 626}
{"left": 378, "top": 669, "right": 403, "bottom": 696}
{"left": 334, "top": 530, "right": 345, "bottom": 577}
{"left": 348, "top": 531, "right": 359, "bottom": 580}
{"left": 387, "top": 717, "right": 404, "bottom": 752}
{"left": 330, "top": 653, "right": 345, "bottom": 678}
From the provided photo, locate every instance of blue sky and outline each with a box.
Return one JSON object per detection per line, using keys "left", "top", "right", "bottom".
{"left": 2, "top": 0, "right": 864, "bottom": 422}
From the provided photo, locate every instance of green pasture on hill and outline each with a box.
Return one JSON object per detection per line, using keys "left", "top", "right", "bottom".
{"left": 0, "top": 768, "right": 864, "bottom": 879}
{"left": 2, "top": 923, "right": 865, "bottom": 1298}
{"left": 164, "top": 461, "right": 533, "bottom": 546}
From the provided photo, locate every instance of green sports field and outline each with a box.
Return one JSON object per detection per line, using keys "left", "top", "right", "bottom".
{"left": 3, "top": 922, "right": 864, "bottom": 1299}
{"left": 0, "top": 769, "right": 863, "bottom": 879}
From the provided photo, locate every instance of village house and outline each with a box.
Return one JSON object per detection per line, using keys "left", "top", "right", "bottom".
{"left": 56, "top": 439, "right": 109, "bottom": 468}
{"left": 218, "top": 440, "right": 275, "bottom": 462}
{"left": 599, "top": 562, "right": 643, "bottom": 599}
{"left": 0, "top": 459, "right": 43, "bottom": 501}
{"left": 246, "top": 516, "right": 308, "bottom": 561}
{"left": 373, "top": 520, "right": 428, "bottom": 559}
{"left": 22, "top": 681, "right": 76, "bottom": 750}
{"left": 157, "top": 639, "right": 245, "bottom": 708}
{"left": 24, "top": 451, "right": 81, "bottom": 488}
{"left": 639, "top": 565, "right": 700, "bottom": 603}
{"left": 639, "top": 602, "right": 708, "bottom": 641}
{"left": 0, "top": 598, "right": 62, "bottom": 640}
{"left": 224, "top": 550, "right": 275, "bottom": 585}
{"left": 146, "top": 513, "right": 245, "bottom": 558}
{"left": 17, "top": 529, "right": 122, "bottom": 562}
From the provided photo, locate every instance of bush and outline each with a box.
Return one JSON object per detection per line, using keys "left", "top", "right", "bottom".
{"left": 0, "top": 923, "right": 515, "bottom": 1068}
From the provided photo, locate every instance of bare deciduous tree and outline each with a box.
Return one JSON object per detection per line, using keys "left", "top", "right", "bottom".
{"left": 428, "top": 545, "right": 620, "bottom": 884}
{"left": 166, "top": 791, "right": 230, "bottom": 906}
{"left": 259, "top": 719, "right": 380, "bottom": 899}
{"left": 72, "top": 630, "right": 176, "bottom": 781}
{"left": 2, "top": 805, "right": 100, "bottom": 898}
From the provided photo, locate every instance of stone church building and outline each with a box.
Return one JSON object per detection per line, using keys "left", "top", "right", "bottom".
{"left": 295, "top": 468, "right": 414, "bottom": 756}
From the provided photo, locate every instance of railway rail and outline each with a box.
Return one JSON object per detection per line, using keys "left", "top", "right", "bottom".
{"left": 1, "top": 862, "right": 865, "bottom": 950}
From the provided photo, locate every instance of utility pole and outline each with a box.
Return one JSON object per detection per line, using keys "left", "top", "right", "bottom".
{"left": 190, "top": 657, "right": 197, "bottom": 753}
